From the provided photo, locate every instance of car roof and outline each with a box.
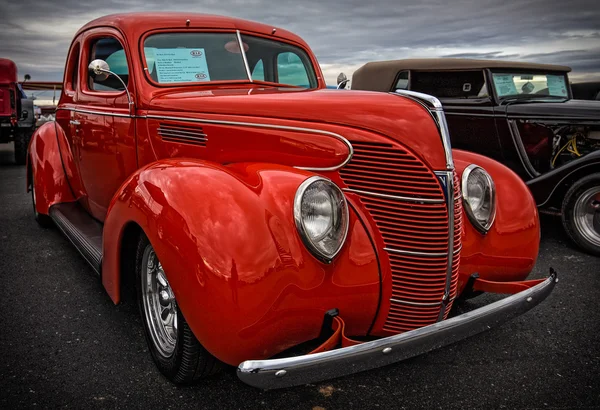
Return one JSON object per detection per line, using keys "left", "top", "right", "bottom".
{"left": 352, "top": 58, "right": 572, "bottom": 92}
{"left": 75, "top": 12, "right": 309, "bottom": 48}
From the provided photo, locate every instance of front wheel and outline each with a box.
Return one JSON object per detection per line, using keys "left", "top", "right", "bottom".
{"left": 561, "top": 173, "right": 600, "bottom": 256}
{"left": 135, "top": 234, "right": 221, "bottom": 384}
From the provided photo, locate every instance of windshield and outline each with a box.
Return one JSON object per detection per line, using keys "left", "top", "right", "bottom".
{"left": 491, "top": 72, "right": 569, "bottom": 99}
{"left": 143, "top": 32, "right": 318, "bottom": 88}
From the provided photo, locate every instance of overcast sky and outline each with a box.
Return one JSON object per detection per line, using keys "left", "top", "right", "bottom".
{"left": 1, "top": 0, "right": 598, "bottom": 85}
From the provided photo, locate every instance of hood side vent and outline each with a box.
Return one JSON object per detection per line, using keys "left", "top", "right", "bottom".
{"left": 158, "top": 123, "right": 207, "bottom": 147}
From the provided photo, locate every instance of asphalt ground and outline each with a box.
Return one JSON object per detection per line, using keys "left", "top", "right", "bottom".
{"left": 0, "top": 142, "right": 599, "bottom": 410}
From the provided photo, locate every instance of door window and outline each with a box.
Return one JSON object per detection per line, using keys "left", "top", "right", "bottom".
{"left": 394, "top": 71, "right": 409, "bottom": 90}
{"left": 88, "top": 37, "right": 129, "bottom": 92}
{"left": 276, "top": 52, "right": 309, "bottom": 87}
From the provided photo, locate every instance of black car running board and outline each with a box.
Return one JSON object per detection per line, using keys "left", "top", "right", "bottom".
{"left": 49, "top": 202, "right": 103, "bottom": 275}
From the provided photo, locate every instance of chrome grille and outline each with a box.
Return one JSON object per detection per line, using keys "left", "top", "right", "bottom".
{"left": 339, "top": 141, "right": 462, "bottom": 332}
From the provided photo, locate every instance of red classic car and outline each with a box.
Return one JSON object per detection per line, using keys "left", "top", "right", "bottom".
{"left": 27, "top": 13, "right": 556, "bottom": 389}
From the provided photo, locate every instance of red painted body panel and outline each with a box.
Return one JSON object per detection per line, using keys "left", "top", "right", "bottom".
{"left": 30, "top": 13, "right": 542, "bottom": 367}
{"left": 102, "top": 160, "right": 380, "bottom": 364}
{"left": 453, "top": 149, "right": 540, "bottom": 293}
{"left": 27, "top": 122, "right": 76, "bottom": 213}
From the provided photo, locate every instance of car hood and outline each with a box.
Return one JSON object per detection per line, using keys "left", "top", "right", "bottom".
{"left": 505, "top": 98, "right": 600, "bottom": 120}
{"left": 146, "top": 87, "right": 448, "bottom": 170}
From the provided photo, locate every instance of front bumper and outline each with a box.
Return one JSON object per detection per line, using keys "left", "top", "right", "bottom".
{"left": 237, "top": 270, "right": 557, "bottom": 389}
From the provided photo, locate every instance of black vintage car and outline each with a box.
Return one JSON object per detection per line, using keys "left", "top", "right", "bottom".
{"left": 351, "top": 59, "right": 600, "bottom": 255}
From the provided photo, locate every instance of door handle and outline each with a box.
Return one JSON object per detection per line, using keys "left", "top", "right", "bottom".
{"left": 70, "top": 120, "right": 81, "bottom": 126}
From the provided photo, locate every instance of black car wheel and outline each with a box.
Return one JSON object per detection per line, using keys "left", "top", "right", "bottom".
{"left": 14, "top": 129, "right": 30, "bottom": 165}
{"left": 135, "top": 234, "right": 221, "bottom": 384}
{"left": 562, "top": 173, "right": 600, "bottom": 256}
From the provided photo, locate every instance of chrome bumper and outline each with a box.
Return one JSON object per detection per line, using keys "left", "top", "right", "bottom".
{"left": 237, "top": 271, "right": 557, "bottom": 389}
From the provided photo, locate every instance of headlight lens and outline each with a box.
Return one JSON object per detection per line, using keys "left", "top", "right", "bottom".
{"left": 462, "top": 165, "right": 496, "bottom": 234}
{"left": 294, "top": 176, "right": 349, "bottom": 262}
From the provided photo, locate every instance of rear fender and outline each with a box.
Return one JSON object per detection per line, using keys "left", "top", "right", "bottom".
{"left": 453, "top": 149, "right": 540, "bottom": 293}
{"left": 102, "top": 159, "right": 380, "bottom": 365}
{"left": 27, "top": 122, "right": 78, "bottom": 214}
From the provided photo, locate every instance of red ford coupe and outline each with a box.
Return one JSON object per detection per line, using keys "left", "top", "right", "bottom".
{"left": 27, "top": 13, "right": 556, "bottom": 389}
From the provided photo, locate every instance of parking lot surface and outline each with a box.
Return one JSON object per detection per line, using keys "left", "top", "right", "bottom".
{"left": 0, "top": 143, "right": 599, "bottom": 409}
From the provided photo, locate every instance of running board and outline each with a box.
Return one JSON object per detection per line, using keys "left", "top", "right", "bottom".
{"left": 49, "top": 202, "right": 103, "bottom": 275}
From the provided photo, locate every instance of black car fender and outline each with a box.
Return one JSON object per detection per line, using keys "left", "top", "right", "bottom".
{"left": 527, "top": 150, "right": 600, "bottom": 209}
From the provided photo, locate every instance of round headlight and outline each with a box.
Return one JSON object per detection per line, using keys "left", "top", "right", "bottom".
{"left": 294, "top": 176, "right": 349, "bottom": 262}
{"left": 462, "top": 165, "right": 496, "bottom": 234}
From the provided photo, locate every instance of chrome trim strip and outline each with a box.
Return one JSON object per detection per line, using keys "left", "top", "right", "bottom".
{"left": 157, "top": 128, "right": 207, "bottom": 138}
{"left": 145, "top": 114, "right": 354, "bottom": 171}
{"left": 507, "top": 119, "right": 540, "bottom": 178}
{"left": 390, "top": 298, "right": 441, "bottom": 307}
{"left": 57, "top": 107, "right": 133, "bottom": 118}
{"left": 158, "top": 132, "right": 207, "bottom": 141}
{"left": 237, "top": 271, "right": 557, "bottom": 389}
{"left": 237, "top": 30, "right": 253, "bottom": 82}
{"left": 391, "top": 90, "right": 454, "bottom": 171}
{"left": 160, "top": 135, "right": 208, "bottom": 144}
{"left": 343, "top": 188, "right": 445, "bottom": 204}
{"left": 435, "top": 170, "right": 454, "bottom": 321}
{"left": 383, "top": 247, "right": 447, "bottom": 257}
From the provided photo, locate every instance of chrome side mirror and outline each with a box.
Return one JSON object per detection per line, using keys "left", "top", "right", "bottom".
{"left": 88, "top": 59, "right": 110, "bottom": 81}
{"left": 337, "top": 72, "right": 349, "bottom": 90}
{"left": 87, "top": 59, "right": 135, "bottom": 116}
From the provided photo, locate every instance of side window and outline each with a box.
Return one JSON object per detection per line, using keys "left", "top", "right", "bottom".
{"left": 88, "top": 37, "right": 129, "bottom": 92}
{"left": 70, "top": 43, "right": 80, "bottom": 91}
{"left": 411, "top": 70, "right": 487, "bottom": 99}
{"left": 252, "top": 59, "right": 265, "bottom": 81}
{"left": 277, "top": 52, "right": 309, "bottom": 86}
{"left": 394, "top": 71, "right": 409, "bottom": 90}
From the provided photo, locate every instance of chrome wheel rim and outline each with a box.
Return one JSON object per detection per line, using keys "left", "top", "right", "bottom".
{"left": 573, "top": 186, "right": 600, "bottom": 248}
{"left": 141, "top": 246, "right": 178, "bottom": 358}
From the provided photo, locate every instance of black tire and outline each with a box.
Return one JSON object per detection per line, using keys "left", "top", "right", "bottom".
{"left": 135, "top": 234, "right": 221, "bottom": 384}
{"left": 30, "top": 163, "right": 53, "bottom": 228}
{"left": 14, "top": 129, "right": 31, "bottom": 165}
{"left": 561, "top": 173, "right": 600, "bottom": 256}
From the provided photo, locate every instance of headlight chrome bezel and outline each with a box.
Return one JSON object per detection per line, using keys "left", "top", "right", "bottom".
{"left": 461, "top": 164, "right": 496, "bottom": 234}
{"left": 293, "top": 176, "right": 349, "bottom": 263}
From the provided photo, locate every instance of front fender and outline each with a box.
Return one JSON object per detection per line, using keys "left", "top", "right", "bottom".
{"left": 27, "top": 122, "right": 76, "bottom": 214}
{"left": 102, "top": 159, "right": 380, "bottom": 365}
{"left": 453, "top": 149, "right": 540, "bottom": 294}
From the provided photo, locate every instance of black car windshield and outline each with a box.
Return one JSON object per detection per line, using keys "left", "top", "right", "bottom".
{"left": 491, "top": 72, "right": 569, "bottom": 99}
{"left": 143, "top": 32, "right": 318, "bottom": 88}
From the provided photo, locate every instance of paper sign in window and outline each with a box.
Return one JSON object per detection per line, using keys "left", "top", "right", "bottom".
{"left": 547, "top": 75, "right": 568, "bottom": 97}
{"left": 493, "top": 74, "right": 518, "bottom": 97}
{"left": 153, "top": 48, "right": 210, "bottom": 83}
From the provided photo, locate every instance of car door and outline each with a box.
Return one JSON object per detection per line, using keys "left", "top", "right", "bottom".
{"left": 54, "top": 38, "right": 88, "bottom": 203}
{"left": 75, "top": 29, "right": 137, "bottom": 221}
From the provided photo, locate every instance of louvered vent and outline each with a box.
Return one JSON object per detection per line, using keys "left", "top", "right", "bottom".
{"left": 158, "top": 123, "right": 207, "bottom": 147}
{"left": 339, "top": 141, "right": 462, "bottom": 332}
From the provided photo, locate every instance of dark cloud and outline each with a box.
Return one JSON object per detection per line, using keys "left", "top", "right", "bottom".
{"left": 1, "top": 0, "right": 599, "bottom": 83}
